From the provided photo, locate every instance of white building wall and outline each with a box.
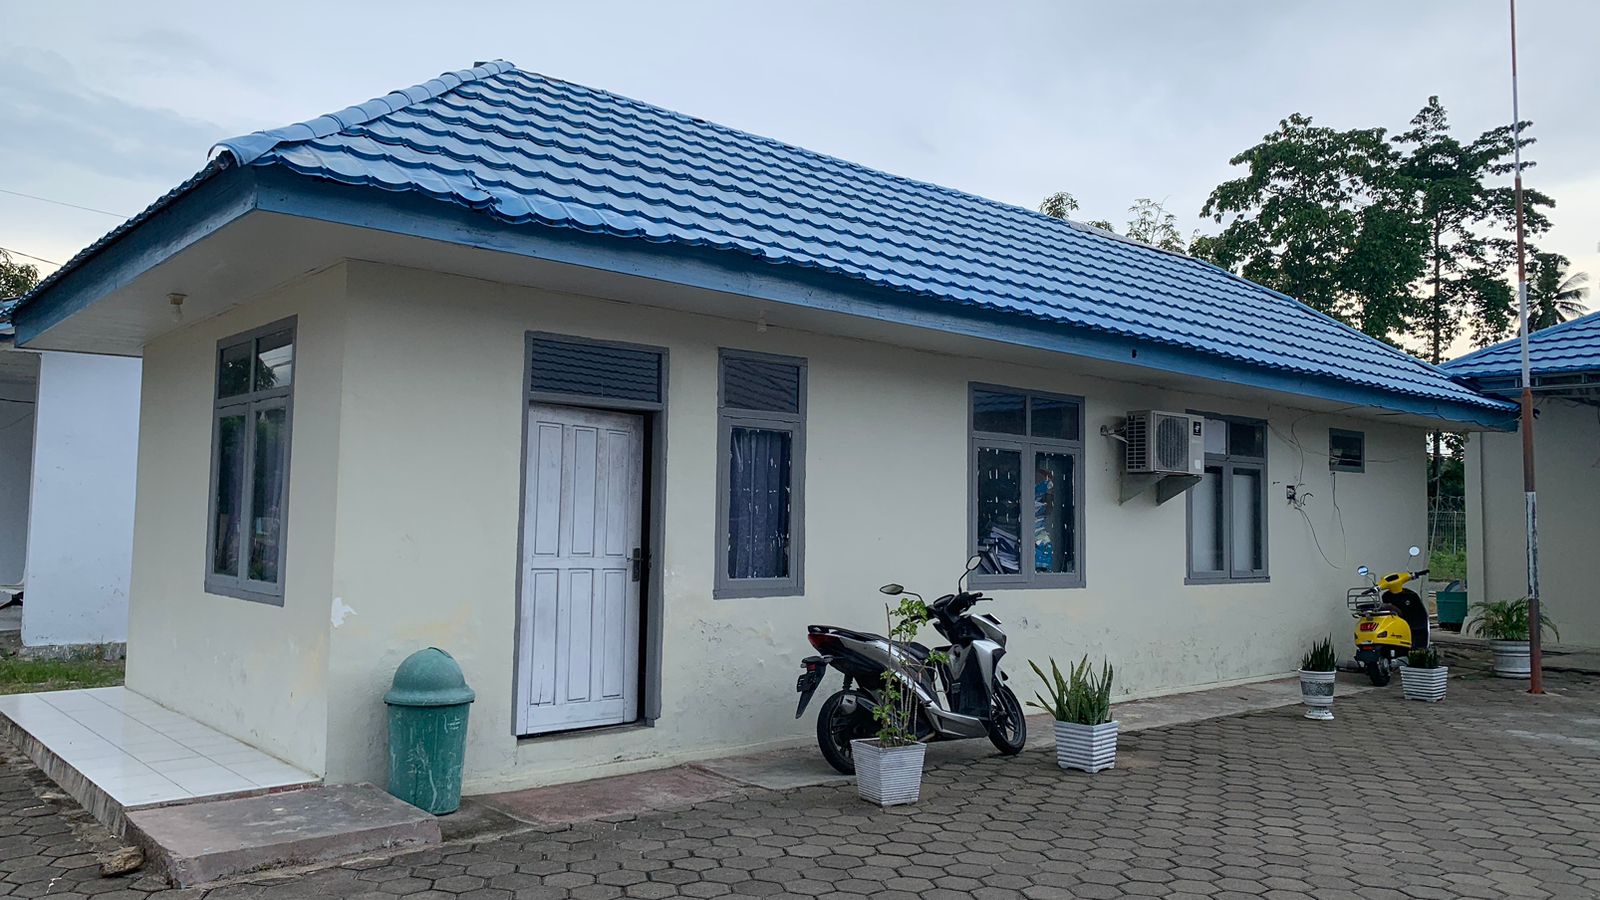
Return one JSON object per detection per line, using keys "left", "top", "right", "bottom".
{"left": 0, "top": 377, "right": 35, "bottom": 587}
{"left": 20, "top": 351, "right": 142, "bottom": 647}
{"left": 320, "top": 263, "right": 1428, "bottom": 791}
{"left": 1467, "top": 399, "right": 1600, "bottom": 645}
{"left": 120, "top": 261, "right": 1433, "bottom": 789}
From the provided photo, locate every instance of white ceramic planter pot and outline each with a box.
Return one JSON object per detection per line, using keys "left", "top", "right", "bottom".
{"left": 1054, "top": 720, "right": 1119, "bottom": 773}
{"left": 1400, "top": 665, "right": 1449, "bottom": 702}
{"left": 1299, "top": 669, "right": 1336, "bottom": 720}
{"left": 1490, "top": 641, "right": 1531, "bottom": 679}
{"left": 851, "top": 739, "right": 926, "bottom": 807}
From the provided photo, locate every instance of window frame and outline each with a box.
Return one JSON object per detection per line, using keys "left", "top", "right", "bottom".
{"left": 714, "top": 349, "right": 807, "bottom": 599}
{"left": 1328, "top": 428, "right": 1366, "bottom": 473}
{"left": 967, "top": 383, "right": 1086, "bottom": 590}
{"left": 205, "top": 317, "right": 297, "bottom": 605}
{"left": 1185, "top": 411, "right": 1268, "bottom": 584}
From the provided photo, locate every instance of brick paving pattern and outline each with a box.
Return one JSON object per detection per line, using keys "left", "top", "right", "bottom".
{"left": 4, "top": 673, "right": 1599, "bottom": 899}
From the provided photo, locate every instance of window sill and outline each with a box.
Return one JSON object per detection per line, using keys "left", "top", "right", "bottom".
{"left": 1184, "top": 576, "right": 1271, "bottom": 586}
{"left": 713, "top": 586, "right": 805, "bottom": 600}
{"left": 968, "top": 578, "right": 1085, "bottom": 591}
{"left": 204, "top": 580, "right": 285, "bottom": 606}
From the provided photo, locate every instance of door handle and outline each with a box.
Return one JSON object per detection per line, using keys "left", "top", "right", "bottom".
{"left": 630, "top": 548, "right": 648, "bottom": 583}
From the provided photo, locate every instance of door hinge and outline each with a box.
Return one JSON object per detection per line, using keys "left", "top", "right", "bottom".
{"left": 630, "top": 548, "right": 648, "bottom": 583}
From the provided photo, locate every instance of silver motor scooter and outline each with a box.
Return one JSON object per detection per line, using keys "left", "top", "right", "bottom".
{"left": 794, "top": 555, "right": 1027, "bottom": 774}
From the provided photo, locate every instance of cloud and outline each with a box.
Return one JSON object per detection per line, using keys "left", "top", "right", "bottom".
{"left": 0, "top": 47, "right": 228, "bottom": 183}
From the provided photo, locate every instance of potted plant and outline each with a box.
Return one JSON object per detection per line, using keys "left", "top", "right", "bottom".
{"left": 1029, "top": 656, "right": 1117, "bottom": 773}
{"left": 1299, "top": 636, "right": 1337, "bottom": 720}
{"left": 1467, "top": 598, "right": 1559, "bottom": 678}
{"left": 852, "top": 596, "right": 942, "bottom": 806}
{"left": 1400, "top": 646, "right": 1448, "bottom": 702}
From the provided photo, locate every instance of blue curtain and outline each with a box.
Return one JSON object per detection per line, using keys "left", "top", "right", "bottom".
{"left": 728, "top": 427, "right": 792, "bottom": 580}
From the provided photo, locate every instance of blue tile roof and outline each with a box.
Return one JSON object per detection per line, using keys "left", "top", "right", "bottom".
{"left": 33, "top": 60, "right": 1507, "bottom": 415}
{"left": 1443, "top": 311, "right": 1600, "bottom": 380}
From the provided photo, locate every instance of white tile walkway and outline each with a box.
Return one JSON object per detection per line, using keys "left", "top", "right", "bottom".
{"left": 0, "top": 687, "right": 316, "bottom": 808}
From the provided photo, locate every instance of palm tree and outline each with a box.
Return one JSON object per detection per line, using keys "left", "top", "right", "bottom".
{"left": 1526, "top": 252, "right": 1589, "bottom": 332}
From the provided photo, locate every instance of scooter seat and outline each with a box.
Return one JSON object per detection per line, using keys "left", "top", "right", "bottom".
{"left": 808, "top": 626, "right": 930, "bottom": 660}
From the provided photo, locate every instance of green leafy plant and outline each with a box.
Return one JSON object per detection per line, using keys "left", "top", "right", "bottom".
{"left": 1027, "top": 656, "right": 1114, "bottom": 726}
{"left": 870, "top": 596, "right": 946, "bottom": 748}
{"left": 1407, "top": 646, "right": 1442, "bottom": 669}
{"left": 1301, "top": 636, "right": 1338, "bottom": 672}
{"left": 1467, "top": 598, "right": 1560, "bottom": 642}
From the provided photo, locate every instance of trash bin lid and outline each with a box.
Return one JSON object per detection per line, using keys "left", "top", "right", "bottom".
{"left": 384, "top": 647, "right": 476, "bottom": 706}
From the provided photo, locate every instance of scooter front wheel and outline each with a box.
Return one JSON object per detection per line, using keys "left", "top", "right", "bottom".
{"left": 985, "top": 685, "right": 1027, "bottom": 755}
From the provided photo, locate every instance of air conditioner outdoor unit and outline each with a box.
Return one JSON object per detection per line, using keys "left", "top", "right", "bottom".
{"left": 1125, "top": 410, "right": 1206, "bottom": 475}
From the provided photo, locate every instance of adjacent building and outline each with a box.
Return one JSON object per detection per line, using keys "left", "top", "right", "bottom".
{"left": 11, "top": 62, "right": 1513, "bottom": 792}
{"left": 1447, "top": 311, "right": 1600, "bottom": 647}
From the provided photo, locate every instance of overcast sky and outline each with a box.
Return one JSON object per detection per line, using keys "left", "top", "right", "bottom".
{"left": 4, "top": 1, "right": 1595, "bottom": 358}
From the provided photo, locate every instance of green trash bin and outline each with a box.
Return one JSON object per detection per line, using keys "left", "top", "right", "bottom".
{"left": 1437, "top": 580, "right": 1468, "bottom": 633}
{"left": 385, "top": 647, "right": 475, "bottom": 815}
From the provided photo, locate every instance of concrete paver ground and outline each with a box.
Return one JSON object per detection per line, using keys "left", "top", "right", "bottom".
{"left": 5, "top": 671, "right": 1600, "bottom": 898}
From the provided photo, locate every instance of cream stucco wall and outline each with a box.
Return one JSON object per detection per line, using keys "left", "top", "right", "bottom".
{"left": 311, "top": 262, "right": 1427, "bottom": 790}
{"left": 123, "top": 259, "right": 1431, "bottom": 789}
{"left": 1467, "top": 399, "right": 1600, "bottom": 645}
{"left": 125, "top": 265, "right": 348, "bottom": 774}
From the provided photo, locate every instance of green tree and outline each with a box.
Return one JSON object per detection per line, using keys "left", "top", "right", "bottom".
{"left": 1038, "top": 191, "right": 1080, "bottom": 220}
{"left": 1392, "top": 96, "right": 1553, "bottom": 359}
{"left": 1123, "top": 198, "right": 1186, "bottom": 253}
{"left": 1194, "top": 113, "right": 1425, "bottom": 339}
{"left": 0, "top": 249, "right": 40, "bottom": 299}
{"left": 1525, "top": 252, "right": 1589, "bottom": 332}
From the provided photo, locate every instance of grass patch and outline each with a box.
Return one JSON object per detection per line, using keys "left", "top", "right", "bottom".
{"left": 0, "top": 656, "right": 125, "bottom": 695}
{"left": 1430, "top": 547, "right": 1467, "bottom": 583}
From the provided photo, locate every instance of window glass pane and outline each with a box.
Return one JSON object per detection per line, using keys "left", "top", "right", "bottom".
{"left": 975, "top": 445, "right": 1022, "bottom": 574}
{"left": 727, "top": 426, "right": 792, "bottom": 580}
{"left": 973, "top": 390, "right": 1025, "bottom": 434}
{"left": 1231, "top": 468, "right": 1264, "bottom": 573}
{"left": 1203, "top": 418, "right": 1227, "bottom": 455}
{"left": 723, "top": 358, "right": 800, "bottom": 413}
{"left": 218, "top": 342, "right": 252, "bottom": 398}
{"left": 1229, "top": 421, "right": 1265, "bottom": 458}
{"left": 255, "top": 330, "right": 294, "bottom": 390}
{"left": 1034, "top": 451, "right": 1076, "bottom": 574}
{"left": 1330, "top": 430, "right": 1364, "bottom": 471}
{"left": 1030, "top": 396, "right": 1080, "bottom": 441}
{"left": 1190, "top": 466, "right": 1225, "bottom": 574}
{"left": 248, "top": 406, "right": 289, "bottom": 584}
{"left": 211, "top": 413, "right": 246, "bottom": 576}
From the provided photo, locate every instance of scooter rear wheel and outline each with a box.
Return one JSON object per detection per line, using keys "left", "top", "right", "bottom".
{"left": 816, "top": 690, "right": 873, "bottom": 775}
{"left": 1365, "top": 659, "right": 1392, "bottom": 686}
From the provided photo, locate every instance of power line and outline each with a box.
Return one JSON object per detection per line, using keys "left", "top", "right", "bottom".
{"left": 0, "top": 187, "right": 128, "bottom": 219}
{"left": 0, "top": 246, "right": 61, "bottom": 267}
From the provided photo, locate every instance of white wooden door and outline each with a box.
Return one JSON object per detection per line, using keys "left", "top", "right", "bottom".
{"left": 517, "top": 404, "right": 643, "bottom": 735}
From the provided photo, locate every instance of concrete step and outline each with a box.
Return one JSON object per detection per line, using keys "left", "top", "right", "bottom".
{"left": 124, "top": 783, "right": 439, "bottom": 887}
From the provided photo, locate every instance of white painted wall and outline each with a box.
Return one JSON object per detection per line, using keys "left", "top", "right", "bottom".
{"left": 1467, "top": 399, "right": 1600, "bottom": 645}
{"left": 125, "top": 266, "right": 347, "bottom": 775}
{"left": 0, "top": 377, "right": 35, "bottom": 587}
{"left": 124, "top": 261, "right": 1430, "bottom": 789}
{"left": 20, "top": 352, "right": 142, "bottom": 647}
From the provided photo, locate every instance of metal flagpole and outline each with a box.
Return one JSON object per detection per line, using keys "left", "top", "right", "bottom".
{"left": 1508, "top": 0, "right": 1544, "bottom": 694}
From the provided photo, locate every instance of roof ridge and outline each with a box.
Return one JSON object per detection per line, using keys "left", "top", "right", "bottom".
{"left": 214, "top": 60, "right": 516, "bottom": 165}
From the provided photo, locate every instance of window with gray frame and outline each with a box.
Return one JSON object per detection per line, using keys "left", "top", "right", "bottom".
{"left": 715, "top": 350, "right": 805, "bottom": 598}
{"left": 1329, "top": 428, "right": 1365, "bottom": 473}
{"left": 969, "top": 385, "right": 1084, "bottom": 588}
{"left": 1187, "top": 414, "right": 1267, "bottom": 583}
{"left": 207, "top": 319, "right": 295, "bottom": 604}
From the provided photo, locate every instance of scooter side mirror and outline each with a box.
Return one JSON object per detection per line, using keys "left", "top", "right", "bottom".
{"left": 879, "top": 583, "right": 903, "bottom": 595}
{"left": 965, "top": 555, "right": 983, "bottom": 572}
{"left": 1408, "top": 546, "right": 1421, "bottom": 558}
{"left": 1357, "top": 566, "right": 1370, "bottom": 577}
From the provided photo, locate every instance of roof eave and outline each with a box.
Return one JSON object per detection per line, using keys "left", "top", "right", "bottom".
{"left": 17, "top": 167, "right": 1516, "bottom": 429}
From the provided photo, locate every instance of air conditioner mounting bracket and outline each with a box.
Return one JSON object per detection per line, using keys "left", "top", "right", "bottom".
{"left": 1119, "top": 472, "right": 1202, "bottom": 505}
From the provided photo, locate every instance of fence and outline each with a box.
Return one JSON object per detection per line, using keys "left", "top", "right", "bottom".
{"left": 1428, "top": 498, "right": 1466, "bottom": 556}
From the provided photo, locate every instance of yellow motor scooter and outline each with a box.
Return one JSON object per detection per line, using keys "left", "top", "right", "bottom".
{"left": 1348, "top": 545, "right": 1431, "bottom": 686}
